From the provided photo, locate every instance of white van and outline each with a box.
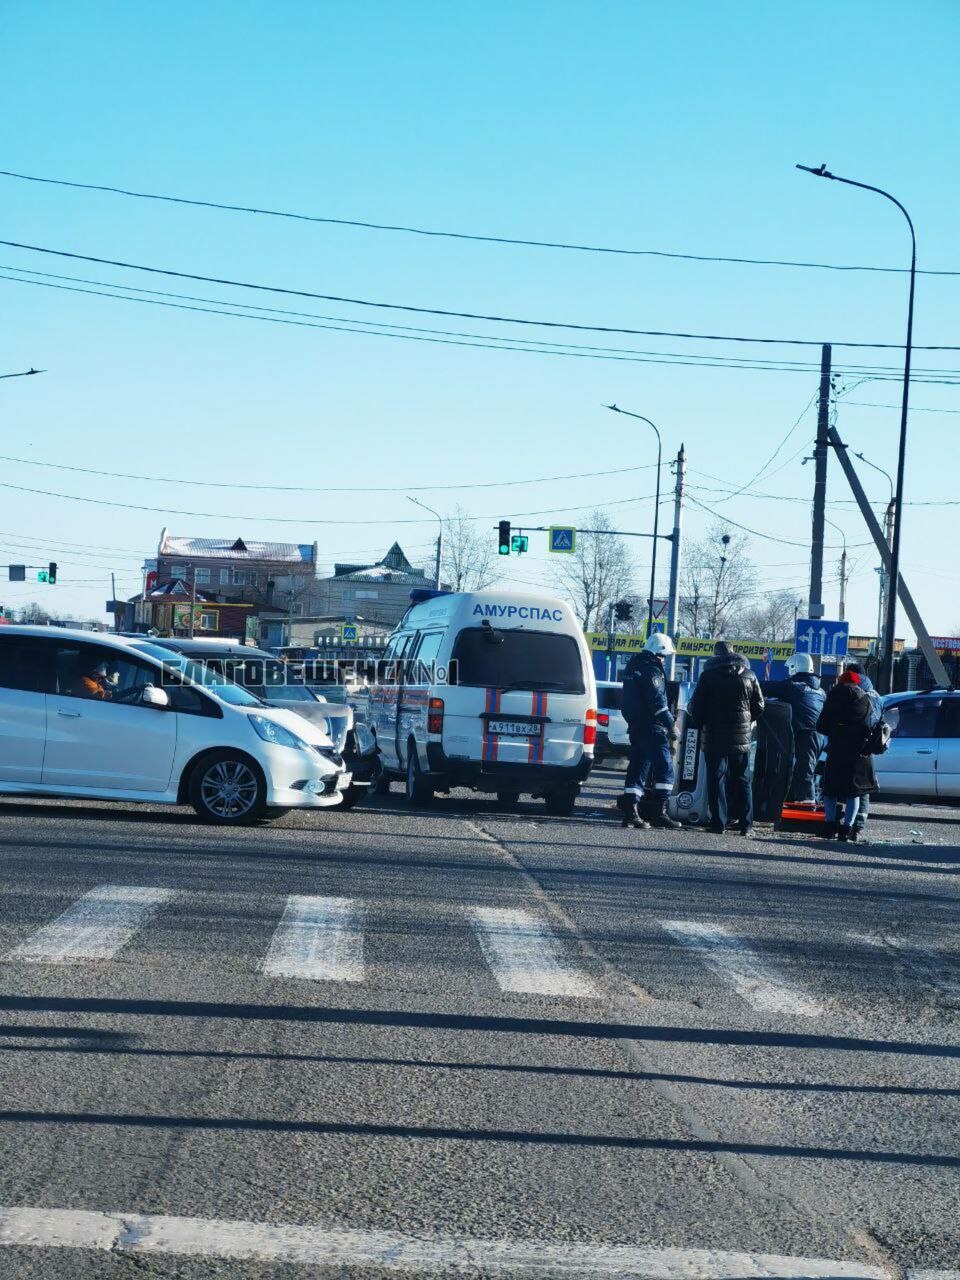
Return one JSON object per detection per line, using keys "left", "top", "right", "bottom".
{"left": 0, "top": 626, "right": 348, "bottom": 824}
{"left": 368, "top": 589, "right": 597, "bottom": 813}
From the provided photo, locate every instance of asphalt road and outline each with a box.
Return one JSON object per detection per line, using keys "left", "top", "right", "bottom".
{"left": 0, "top": 769, "right": 957, "bottom": 1278}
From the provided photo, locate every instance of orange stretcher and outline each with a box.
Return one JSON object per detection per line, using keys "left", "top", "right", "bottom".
{"left": 776, "top": 800, "right": 826, "bottom": 833}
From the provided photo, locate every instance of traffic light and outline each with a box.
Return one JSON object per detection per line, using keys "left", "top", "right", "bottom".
{"left": 511, "top": 534, "right": 528, "bottom": 554}
{"left": 36, "top": 569, "right": 48, "bottom": 583}
{"left": 48, "top": 562, "right": 57, "bottom": 584}
{"left": 614, "top": 600, "right": 633, "bottom": 622}
{"left": 498, "top": 520, "right": 511, "bottom": 556}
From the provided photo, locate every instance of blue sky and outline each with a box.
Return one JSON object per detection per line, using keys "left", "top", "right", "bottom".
{"left": 1, "top": 0, "right": 958, "bottom": 636}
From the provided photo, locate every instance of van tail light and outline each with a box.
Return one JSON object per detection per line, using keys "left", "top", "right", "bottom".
{"left": 427, "top": 697, "right": 445, "bottom": 735}
{"left": 597, "top": 712, "right": 610, "bottom": 728}
{"left": 583, "top": 707, "right": 597, "bottom": 746}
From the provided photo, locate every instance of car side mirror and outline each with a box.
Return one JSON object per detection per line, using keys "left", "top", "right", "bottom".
{"left": 141, "top": 684, "right": 170, "bottom": 709}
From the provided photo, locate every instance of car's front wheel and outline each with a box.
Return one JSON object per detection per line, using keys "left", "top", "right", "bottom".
{"left": 189, "top": 751, "right": 267, "bottom": 825}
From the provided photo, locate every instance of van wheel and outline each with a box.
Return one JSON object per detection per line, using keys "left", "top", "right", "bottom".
{"left": 405, "top": 747, "right": 434, "bottom": 806}
{"left": 496, "top": 790, "right": 521, "bottom": 807}
{"left": 189, "top": 751, "right": 267, "bottom": 825}
{"left": 544, "top": 784, "right": 579, "bottom": 816}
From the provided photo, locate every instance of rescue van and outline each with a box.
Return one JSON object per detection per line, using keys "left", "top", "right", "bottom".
{"left": 368, "top": 589, "right": 597, "bottom": 813}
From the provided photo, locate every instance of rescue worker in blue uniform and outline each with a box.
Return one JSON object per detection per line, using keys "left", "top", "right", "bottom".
{"left": 619, "top": 632, "right": 681, "bottom": 830}
{"left": 762, "top": 652, "right": 826, "bottom": 802}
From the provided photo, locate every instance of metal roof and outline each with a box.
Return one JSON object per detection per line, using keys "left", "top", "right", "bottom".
{"left": 161, "top": 534, "right": 314, "bottom": 563}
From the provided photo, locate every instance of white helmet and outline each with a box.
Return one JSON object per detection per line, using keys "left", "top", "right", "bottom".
{"left": 786, "top": 652, "right": 814, "bottom": 676}
{"left": 644, "top": 631, "right": 675, "bottom": 657}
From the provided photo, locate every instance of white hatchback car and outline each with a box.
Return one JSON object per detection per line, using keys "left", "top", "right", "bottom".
{"left": 0, "top": 627, "right": 349, "bottom": 824}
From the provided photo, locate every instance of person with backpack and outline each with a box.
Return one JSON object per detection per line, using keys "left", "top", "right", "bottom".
{"left": 844, "top": 661, "right": 883, "bottom": 837}
{"left": 687, "top": 640, "right": 764, "bottom": 836}
{"left": 815, "top": 669, "right": 877, "bottom": 841}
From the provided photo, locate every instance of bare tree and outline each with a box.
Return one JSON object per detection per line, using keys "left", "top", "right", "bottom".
{"left": 552, "top": 508, "right": 635, "bottom": 630}
{"left": 441, "top": 506, "right": 496, "bottom": 592}
{"left": 678, "top": 525, "right": 757, "bottom": 638}
{"left": 740, "top": 589, "right": 804, "bottom": 643}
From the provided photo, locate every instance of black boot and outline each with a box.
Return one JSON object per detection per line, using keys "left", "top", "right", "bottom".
{"left": 820, "top": 821, "right": 838, "bottom": 840}
{"left": 619, "top": 795, "right": 649, "bottom": 829}
{"left": 836, "top": 824, "right": 851, "bottom": 842}
{"left": 649, "top": 792, "right": 680, "bottom": 830}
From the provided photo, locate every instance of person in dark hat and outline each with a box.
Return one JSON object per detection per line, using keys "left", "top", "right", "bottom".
{"left": 815, "top": 668, "right": 877, "bottom": 841}
{"left": 688, "top": 640, "right": 764, "bottom": 836}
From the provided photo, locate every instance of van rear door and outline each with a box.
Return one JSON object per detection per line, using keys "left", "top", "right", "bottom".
{"left": 446, "top": 627, "right": 588, "bottom": 767}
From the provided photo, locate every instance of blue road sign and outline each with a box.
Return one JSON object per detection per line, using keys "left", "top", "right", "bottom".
{"left": 342, "top": 624, "right": 358, "bottom": 642}
{"left": 794, "top": 618, "right": 849, "bottom": 658}
{"left": 548, "top": 526, "right": 576, "bottom": 554}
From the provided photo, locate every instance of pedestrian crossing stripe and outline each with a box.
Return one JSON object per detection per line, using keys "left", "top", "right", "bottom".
{"left": 4, "top": 889, "right": 959, "bottom": 1017}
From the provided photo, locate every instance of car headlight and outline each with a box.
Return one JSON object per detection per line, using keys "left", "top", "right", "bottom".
{"left": 250, "top": 714, "right": 311, "bottom": 750}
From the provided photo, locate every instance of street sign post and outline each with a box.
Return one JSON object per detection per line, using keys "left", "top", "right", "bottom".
{"left": 794, "top": 618, "right": 849, "bottom": 658}
{"left": 548, "top": 526, "right": 576, "bottom": 554}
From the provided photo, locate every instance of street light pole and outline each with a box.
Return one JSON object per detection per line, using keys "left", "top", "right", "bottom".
{"left": 853, "top": 450, "right": 895, "bottom": 662}
{"left": 0, "top": 368, "right": 44, "bottom": 381}
{"left": 797, "top": 163, "right": 915, "bottom": 694}
{"left": 603, "top": 404, "right": 662, "bottom": 636}
{"left": 407, "top": 496, "right": 443, "bottom": 589}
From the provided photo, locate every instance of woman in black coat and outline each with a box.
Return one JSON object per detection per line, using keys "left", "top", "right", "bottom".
{"left": 816, "top": 670, "right": 877, "bottom": 841}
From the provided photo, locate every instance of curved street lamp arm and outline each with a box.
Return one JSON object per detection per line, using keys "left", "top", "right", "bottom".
{"left": 603, "top": 404, "right": 662, "bottom": 635}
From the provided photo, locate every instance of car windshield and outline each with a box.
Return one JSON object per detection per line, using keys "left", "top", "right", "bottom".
{"left": 450, "top": 628, "right": 585, "bottom": 693}
{"left": 133, "top": 642, "right": 264, "bottom": 707}
{"left": 249, "top": 683, "right": 318, "bottom": 703}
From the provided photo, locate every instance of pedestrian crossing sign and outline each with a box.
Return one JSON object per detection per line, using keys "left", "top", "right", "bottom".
{"left": 341, "top": 624, "right": 358, "bottom": 642}
{"left": 549, "top": 526, "right": 576, "bottom": 554}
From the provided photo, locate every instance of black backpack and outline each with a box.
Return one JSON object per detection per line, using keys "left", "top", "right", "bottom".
{"left": 866, "top": 718, "right": 891, "bottom": 755}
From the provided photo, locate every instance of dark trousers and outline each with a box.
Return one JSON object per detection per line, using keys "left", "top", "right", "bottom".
{"left": 788, "top": 730, "right": 822, "bottom": 803}
{"left": 624, "top": 726, "right": 675, "bottom": 798}
{"left": 705, "top": 749, "right": 752, "bottom": 829}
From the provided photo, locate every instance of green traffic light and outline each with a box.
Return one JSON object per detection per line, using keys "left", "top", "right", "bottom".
{"left": 36, "top": 570, "right": 48, "bottom": 583}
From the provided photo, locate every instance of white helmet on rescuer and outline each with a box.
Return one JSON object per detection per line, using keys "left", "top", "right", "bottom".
{"left": 786, "top": 652, "right": 814, "bottom": 676}
{"left": 643, "top": 631, "right": 675, "bottom": 657}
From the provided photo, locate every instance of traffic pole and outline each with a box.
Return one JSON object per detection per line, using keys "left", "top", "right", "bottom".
{"left": 808, "top": 344, "right": 831, "bottom": 673}
{"left": 665, "top": 443, "right": 685, "bottom": 680}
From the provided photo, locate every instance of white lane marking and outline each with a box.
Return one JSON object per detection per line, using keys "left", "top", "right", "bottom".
{"left": 660, "top": 920, "right": 822, "bottom": 1017}
{"left": 849, "top": 931, "right": 960, "bottom": 1000}
{"left": 6, "top": 886, "right": 173, "bottom": 964}
{"left": 467, "top": 907, "right": 597, "bottom": 997}
{"left": 262, "top": 895, "right": 363, "bottom": 982}
{"left": 0, "top": 1204, "right": 908, "bottom": 1276}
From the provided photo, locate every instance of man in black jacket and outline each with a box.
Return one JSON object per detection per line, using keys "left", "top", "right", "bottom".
{"left": 688, "top": 640, "right": 764, "bottom": 835}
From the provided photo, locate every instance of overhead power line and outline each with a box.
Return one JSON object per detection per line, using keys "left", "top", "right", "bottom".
{"left": 2, "top": 235, "right": 959, "bottom": 350}
{"left": 0, "top": 446, "right": 659, "bottom": 494}
{"left": 686, "top": 493, "right": 872, "bottom": 550}
{"left": 3, "top": 269, "right": 960, "bottom": 385}
{"left": 2, "top": 166, "right": 957, "bottom": 277}
{"left": 0, "top": 477, "right": 658, "bottom": 526}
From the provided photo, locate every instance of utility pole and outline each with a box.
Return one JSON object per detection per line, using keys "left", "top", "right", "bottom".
{"left": 189, "top": 566, "right": 197, "bottom": 639}
{"left": 665, "top": 443, "right": 685, "bottom": 679}
{"left": 434, "top": 529, "right": 443, "bottom": 591}
{"left": 808, "top": 343, "right": 832, "bottom": 623}
{"left": 838, "top": 547, "right": 848, "bottom": 622}
{"left": 111, "top": 572, "right": 119, "bottom": 634}
{"left": 877, "top": 498, "right": 895, "bottom": 659}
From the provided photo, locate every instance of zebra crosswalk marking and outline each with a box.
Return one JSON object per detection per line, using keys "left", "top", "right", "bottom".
{"left": 6, "top": 885, "right": 173, "bottom": 964}
{"left": 262, "top": 895, "right": 364, "bottom": 982}
{"left": 467, "top": 906, "right": 597, "bottom": 997}
{"left": 660, "top": 919, "right": 822, "bottom": 1017}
